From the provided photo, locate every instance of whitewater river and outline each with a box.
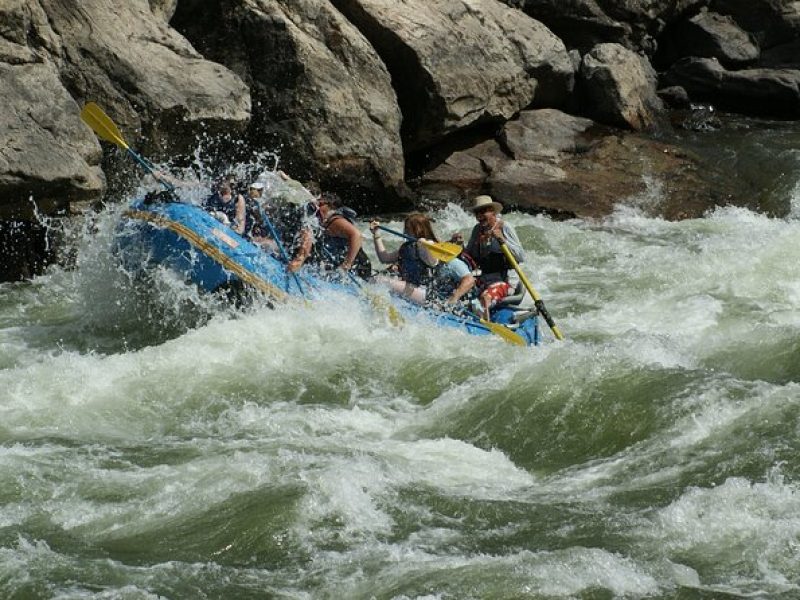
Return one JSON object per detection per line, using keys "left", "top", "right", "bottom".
{"left": 2, "top": 119, "right": 800, "bottom": 598}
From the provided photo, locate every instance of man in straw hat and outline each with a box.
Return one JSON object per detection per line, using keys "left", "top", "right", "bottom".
{"left": 465, "top": 195, "right": 525, "bottom": 320}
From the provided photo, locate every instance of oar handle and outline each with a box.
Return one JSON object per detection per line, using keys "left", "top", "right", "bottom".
{"left": 319, "top": 244, "right": 362, "bottom": 288}
{"left": 376, "top": 225, "right": 415, "bottom": 241}
{"left": 125, "top": 149, "right": 175, "bottom": 193}
{"left": 257, "top": 205, "right": 306, "bottom": 297}
{"left": 500, "top": 243, "right": 564, "bottom": 341}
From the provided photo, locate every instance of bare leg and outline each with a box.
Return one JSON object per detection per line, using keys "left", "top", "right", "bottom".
{"left": 480, "top": 291, "right": 491, "bottom": 321}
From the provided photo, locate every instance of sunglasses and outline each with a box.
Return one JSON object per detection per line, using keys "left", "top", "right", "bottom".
{"left": 475, "top": 206, "right": 495, "bottom": 216}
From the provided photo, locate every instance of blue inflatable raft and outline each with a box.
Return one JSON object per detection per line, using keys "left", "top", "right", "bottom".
{"left": 117, "top": 198, "right": 540, "bottom": 346}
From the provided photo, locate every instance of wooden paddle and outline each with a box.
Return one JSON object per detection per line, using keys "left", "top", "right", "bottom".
{"left": 375, "top": 225, "right": 462, "bottom": 262}
{"left": 80, "top": 102, "right": 174, "bottom": 191}
{"left": 500, "top": 243, "right": 564, "bottom": 341}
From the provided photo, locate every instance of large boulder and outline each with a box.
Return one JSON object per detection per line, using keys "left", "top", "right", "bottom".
{"left": 579, "top": 43, "right": 665, "bottom": 130}
{"left": 173, "top": 0, "right": 406, "bottom": 207}
{"left": 41, "top": 0, "right": 251, "bottom": 156}
{"left": 502, "top": 0, "right": 709, "bottom": 55}
{"left": 665, "top": 57, "right": 800, "bottom": 117}
{"left": 330, "top": 0, "right": 574, "bottom": 151}
{"left": 0, "top": 61, "right": 104, "bottom": 220}
{"left": 656, "top": 11, "right": 760, "bottom": 69}
{"left": 0, "top": 0, "right": 250, "bottom": 280}
{"left": 0, "top": 1, "right": 103, "bottom": 218}
{"left": 710, "top": 0, "right": 800, "bottom": 49}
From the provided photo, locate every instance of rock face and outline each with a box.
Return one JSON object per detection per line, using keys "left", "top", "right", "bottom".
{"left": 665, "top": 57, "right": 800, "bottom": 117}
{"left": 172, "top": 0, "right": 406, "bottom": 206}
{"left": 331, "top": 0, "right": 574, "bottom": 152}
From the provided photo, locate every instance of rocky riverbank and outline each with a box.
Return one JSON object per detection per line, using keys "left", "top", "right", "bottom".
{"left": 2, "top": 0, "right": 799, "bottom": 279}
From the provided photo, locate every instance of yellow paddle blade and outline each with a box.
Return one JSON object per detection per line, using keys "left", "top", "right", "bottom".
{"left": 80, "top": 102, "right": 129, "bottom": 149}
{"left": 479, "top": 318, "right": 527, "bottom": 346}
{"left": 419, "top": 240, "right": 462, "bottom": 262}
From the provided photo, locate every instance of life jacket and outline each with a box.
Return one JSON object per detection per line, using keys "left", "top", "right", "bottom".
{"left": 313, "top": 209, "right": 373, "bottom": 280}
{"left": 398, "top": 241, "right": 435, "bottom": 287}
{"left": 204, "top": 192, "right": 243, "bottom": 230}
{"left": 472, "top": 231, "right": 510, "bottom": 288}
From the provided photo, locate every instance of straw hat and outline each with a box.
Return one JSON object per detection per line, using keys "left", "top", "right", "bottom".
{"left": 249, "top": 181, "right": 265, "bottom": 190}
{"left": 469, "top": 195, "right": 503, "bottom": 213}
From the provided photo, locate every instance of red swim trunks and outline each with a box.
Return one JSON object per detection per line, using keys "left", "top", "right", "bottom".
{"left": 480, "top": 282, "right": 511, "bottom": 306}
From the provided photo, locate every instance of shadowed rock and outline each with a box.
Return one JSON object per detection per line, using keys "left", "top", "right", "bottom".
{"left": 665, "top": 57, "right": 800, "bottom": 117}
{"left": 502, "top": 0, "right": 707, "bottom": 55}
{"left": 710, "top": 0, "right": 800, "bottom": 49}
{"left": 657, "top": 11, "right": 760, "bottom": 70}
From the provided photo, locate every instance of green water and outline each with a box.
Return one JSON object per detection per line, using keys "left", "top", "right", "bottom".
{"left": 2, "top": 119, "right": 800, "bottom": 599}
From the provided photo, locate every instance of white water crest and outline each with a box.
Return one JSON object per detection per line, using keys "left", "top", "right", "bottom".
{"left": 2, "top": 183, "right": 800, "bottom": 598}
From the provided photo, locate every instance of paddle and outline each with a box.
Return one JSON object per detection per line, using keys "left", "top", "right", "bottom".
{"left": 255, "top": 205, "right": 307, "bottom": 298}
{"left": 318, "top": 244, "right": 403, "bottom": 325}
{"left": 375, "top": 225, "right": 462, "bottom": 263}
{"left": 476, "top": 315, "right": 527, "bottom": 346}
{"left": 500, "top": 243, "right": 564, "bottom": 341}
{"left": 374, "top": 226, "right": 525, "bottom": 344}
{"left": 80, "top": 102, "right": 174, "bottom": 192}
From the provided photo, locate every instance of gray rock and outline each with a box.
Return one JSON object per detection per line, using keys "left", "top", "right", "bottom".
{"left": 657, "top": 11, "right": 759, "bottom": 69}
{"left": 173, "top": 0, "right": 406, "bottom": 204}
{"left": 332, "top": 0, "right": 574, "bottom": 151}
{"left": 580, "top": 43, "right": 665, "bottom": 130}
{"left": 665, "top": 57, "right": 800, "bottom": 116}
{"left": 0, "top": 60, "right": 104, "bottom": 219}
{"left": 500, "top": 109, "right": 595, "bottom": 159}
{"left": 44, "top": 0, "right": 251, "bottom": 154}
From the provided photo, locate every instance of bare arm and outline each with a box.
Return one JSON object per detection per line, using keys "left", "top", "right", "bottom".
{"left": 447, "top": 273, "right": 476, "bottom": 304}
{"left": 327, "top": 217, "right": 362, "bottom": 270}
{"left": 287, "top": 227, "right": 313, "bottom": 272}
{"left": 233, "top": 195, "right": 247, "bottom": 235}
{"left": 369, "top": 221, "right": 399, "bottom": 264}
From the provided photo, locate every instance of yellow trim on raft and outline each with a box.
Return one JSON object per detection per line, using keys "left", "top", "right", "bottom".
{"left": 124, "top": 209, "right": 290, "bottom": 302}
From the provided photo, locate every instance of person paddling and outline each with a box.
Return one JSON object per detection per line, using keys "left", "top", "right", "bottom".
{"left": 299, "top": 192, "right": 373, "bottom": 280}
{"left": 465, "top": 195, "right": 525, "bottom": 320}
{"left": 369, "top": 213, "right": 476, "bottom": 306}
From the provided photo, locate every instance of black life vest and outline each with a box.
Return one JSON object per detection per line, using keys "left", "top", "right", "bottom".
{"left": 473, "top": 231, "right": 510, "bottom": 287}
{"left": 204, "top": 193, "right": 243, "bottom": 230}
{"left": 398, "top": 241, "right": 435, "bottom": 287}
{"left": 312, "top": 210, "right": 372, "bottom": 280}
